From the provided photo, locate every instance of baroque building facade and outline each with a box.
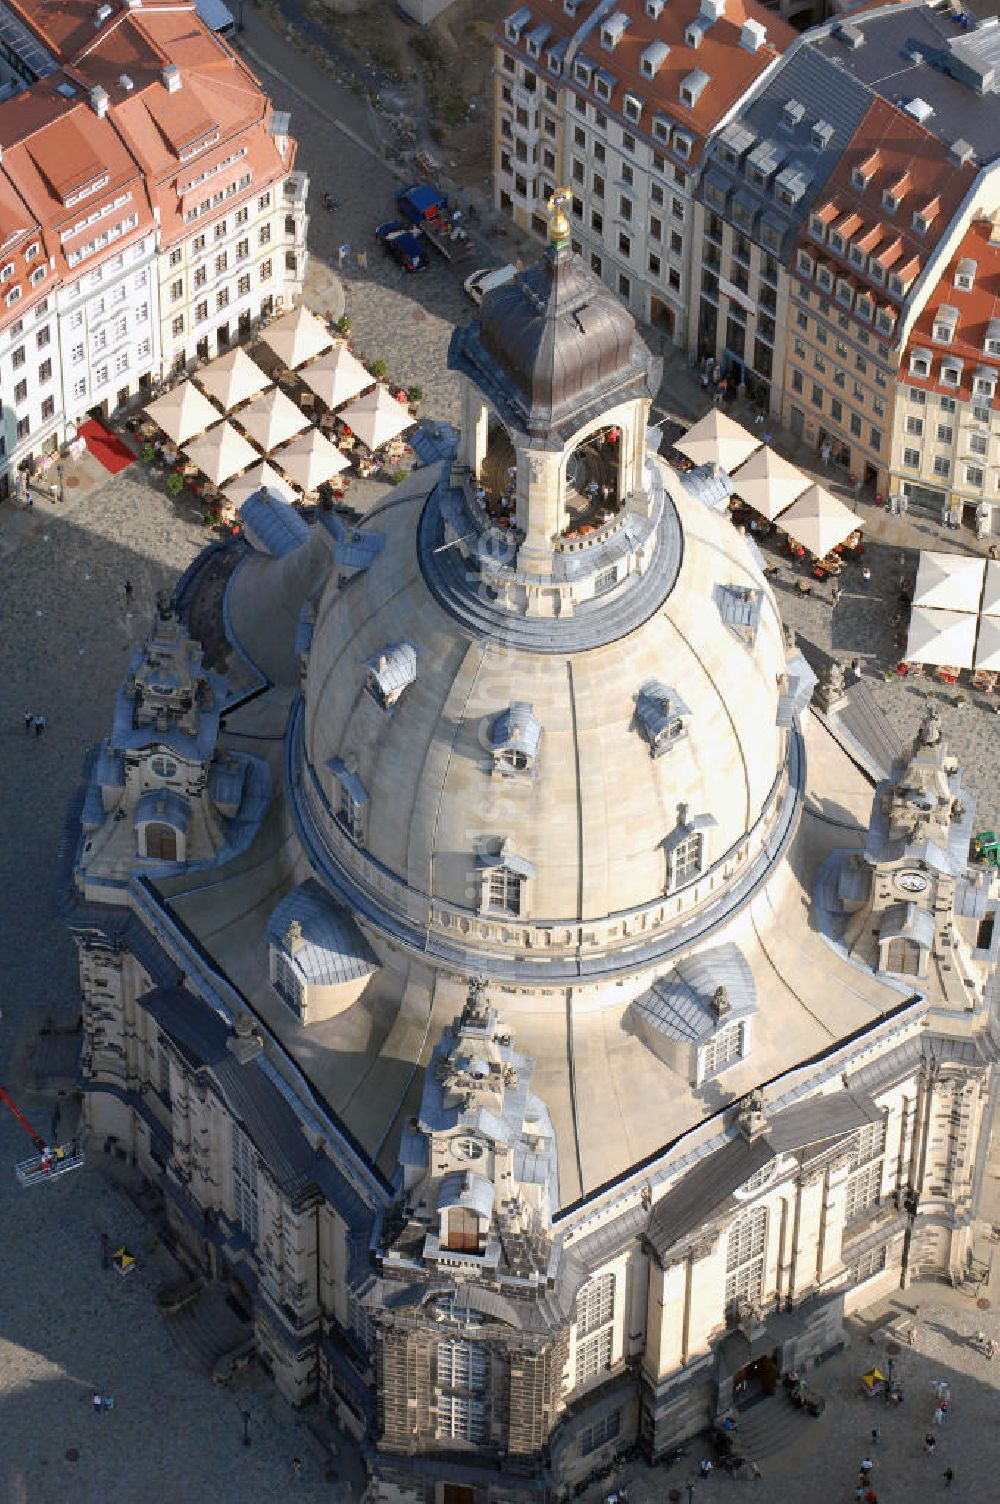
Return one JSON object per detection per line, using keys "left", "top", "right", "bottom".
{"left": 67, "top": 204, "right": 1000, "bottom": 1503}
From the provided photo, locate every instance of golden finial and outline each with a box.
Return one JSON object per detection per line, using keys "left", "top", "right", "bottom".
{"left": 546, "top": 187, "right": 572, "bottom": 246}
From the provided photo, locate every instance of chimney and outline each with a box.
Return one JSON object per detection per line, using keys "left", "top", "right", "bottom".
{"left": 740, "top": 19, "right": 766, "bottom": 53}
{"left": 952, "top": 137, "right": 974, "bottom": 166}
{"left": 285, "top": 917, "right": 305, "bottom": 954}
{"left": 700, "top": 0, "right": 726, "bottom": 18}
{"left": 94, "top": 3, "right": 113, "bottom": 25}
{"left": 161, "top": 63, "right": 181, "bottom": 93}
{"left": 90, "top": 85, "right": 109, "bottom": 118}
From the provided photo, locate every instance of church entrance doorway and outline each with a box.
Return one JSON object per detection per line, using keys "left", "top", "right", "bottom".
{"left": 732, "top": 1350, "right": 779, "bottom": 1407}
{"left": 650, "top": 296, "right": 675, "bottom": 339}
{"left": 442, "top": 1487, "right": 476, "bottom": 1504}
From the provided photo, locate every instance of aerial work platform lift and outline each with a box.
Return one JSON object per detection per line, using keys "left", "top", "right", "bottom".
{"left": 0, "top": 1081, "right": 85, "bottom": 1185}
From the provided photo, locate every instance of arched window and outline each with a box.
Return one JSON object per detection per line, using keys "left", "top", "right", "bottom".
{"left": 725, "top": 1205, "right": 767, "bottom": 1315}
{"left": 145, "top": 822, "right": 177, "bottom": 861}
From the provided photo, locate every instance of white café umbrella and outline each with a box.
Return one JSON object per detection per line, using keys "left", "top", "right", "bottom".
{"left": 675, "top": 409, "right": 760, "bottom": 471}
{"left": 236, "top": 387, "right": 309, "bottom": 452}
{"left": 262, "top": 304, "right": 333, "bottom": 369}
{"left": 728, "top": 446, "right": 809, "bottom": 521}
{"left": 981, "top": 559, "right": 1000, "bottom": 617}
{"left": 184, "top": 421, "right": 259, "bottom": 486}
{"left": 145, "top": 382, "right": 220, "bottom": 445}
{"left": 272, "top": 427, "right": 349, "bottom": 491}
{"left": 299, "top": 342, "right": 371, "bottom": 408}
{"left": 196, "top": 347, "right": 270, "bottom": 411}
{"left": 224, "top": 461, "right": 298, "bottom": 508}
{"left": 778, "top": 483, "right": 861, "bottom": 557}
{"left": 912, "top": 550, "right": 985, "bottom": 613}
{"left": 339, "top": 384, "right": 412, "bottom": 450}
{"left": 974, "top": 614, "right": 1000, "bottom": 670}
{"left": 905, "top": 606, "right": 977, "bottom": 668}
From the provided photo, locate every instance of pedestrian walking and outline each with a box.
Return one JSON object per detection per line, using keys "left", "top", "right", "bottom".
{"left": 124, "top": 579, "right": 133, "bottom": 603}
{"left": 748, "top": 1459, "right": 761, "bottom": 1481}
{"left": 93, "top": 1391, "right": 102, "bottom": 1414}
{"left": 33, "top": 714, "right": 46, "bottom": 736}
{"left": 699, "top": 1458, "right": 713, "bottom": 1478}
{"left": 861, "top": 564, "right": 872, "bottom": 587}
{"left": 855, "top": 1486, "right": 865, "bottom": 1503}
{"left": 861, "top": 1455, "right": 874, "bottom": 1477}
{"left": 871, "top": 1426, "right": 881, "bottom": 1445}
{"left": 925, "top": 1432, "right": 937, "bottom": 1456}
{"left": 832, "top": 584, "right": 843, "bottom": 607}
{"left": 933, "top": 1406, "right": 945, "bottom": 1425}
{"left": 23, "top": 710, "right": 33, "bottom": 733}
{"left": 100, "top": 1231, "right": 109, "bottom": 1270}
{"left": 850, "top": 656, "right": 862, "bottom": 680}
{"left": 686, "top": 1484, "right": 695, "bottom": 1504}
{"left": 291, "top": 1456, "right": 303, "bottom": 1479}
{"left": 943, "top": 1467, "right": 954, "bottom": 1486}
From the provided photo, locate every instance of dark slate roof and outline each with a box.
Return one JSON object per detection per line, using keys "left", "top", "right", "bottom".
{"left": 438, "top": 1170, "right": 495, "bottom": 1222}
{"left": 680, "top": 462, "right": 734, "bottom": 512}
{"left": 763, "top": 1091, "right": 880, "bottom": 1153}
{"left": 812, "top": 6, "right": 1000, "bottom": 162}
{"left": 363, "top": 641, "right": 417, "bottom": 697}
{"left": 266, "top": 878, "right": 378, "bottom": 986}
{"left": 240, "top": 491, "right": 311, "bottom": 559}
{"left": 716, "top": 582, "right": 762, "bottom": 642}
{"left": 634, "top": 943, "right": 757, "bottom": 1046}
{"left": 208, "top": 758, "right": 247, "bottom": 809}
{"left": 777, "top": 651, "right": 818, "bottom": 728}
{"left": 294, "top": 604, "right": 314, "bottom": 658}
{"left": 95, "top": 743, "right": 125, "bottom": 789}
{"left": 697, "top": 40, "right": 872, "bottom": 258}
{"left": 449, "top": 241, "right": 660, "bottom": 446}
{"left": 646, "top": 1136, "right": 771, "bottom": 1257}
{"left": 141, "top": 984, "right": 321, "bottom": 1198}
{"left": 830, "top": 677, "right": 904, "bottom": 781}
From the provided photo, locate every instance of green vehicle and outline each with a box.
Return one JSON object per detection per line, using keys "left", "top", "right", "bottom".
{"left": 973, "top": 831, "right": 1000, "bottom": 867}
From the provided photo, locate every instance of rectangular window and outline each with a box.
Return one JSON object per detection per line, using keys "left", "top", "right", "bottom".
{"left": 259, "top": 223, "right": 271, "bottom": 246}
{"left": 618, "top": 231, "right": 631, "bottom": 258}
{"left": 575, "top": 1326, "right": 613, "bottom": 1383}
{"left": 811, "top": 383, "right": 824, "bottom": 409}
{"left": 238, "top": 273, "right": 251, "bottom": 298}
{"left": 41, "top": 395, "right": 55, "bottom": 421}
{"left": 580, "top": 1410, "right": 622, "bottom": 1457}
{"left": 830, "top": 398, "right": 843, "bottom": 424}
{"left": 906, "top": 417, "right": 923, "bottom": 437}
{"left": 195, "top": 300, "right": 208, "bottom": 322}
{"left": 436, "top": 1393, "right": 486, "bottom": 1442}
{"left": 232, "top": 1124, "right": 260, "bottom": 1246}
{"left": 966, "top": 465, "right": 985, "bottom": 487}
{"left": 933, "top": 456, "right": 951, "bottom": 479}
{"left": 970, "top": 433, "right": 988, "bottom": 457}
{"left": 903, "top": 448, "right": 920, "bottom": 467}
{"left": 73, "top": 377, "right": 86, "bottom": 399}
{"left": 845, "top": 1161, "right": 882, "bottom": 1223}
{"left": 13, "top": 378, "right": 27, "bottom": 404}
{"left": 38, "top": 357, "right": 52, "bottom": 383}
{"left": 701, "top": 1020, "right": 744, "bottom": 1079}
{"left": 846, "top": 1244, "right": 887, "bottom": 1287}
{"left": 36, "top": 326, "right": 50, "bottom": 350}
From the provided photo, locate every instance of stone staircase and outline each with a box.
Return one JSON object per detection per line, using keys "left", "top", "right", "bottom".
{"left": 731, "top": 1394, "right": 822, "bottom": 1462}
{"left": 165, "top": 1283, "right": 252, "bottom": 1376}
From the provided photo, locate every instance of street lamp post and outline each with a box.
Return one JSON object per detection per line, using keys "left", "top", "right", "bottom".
{"left": 57, "top": 463, "right": 64, "bottom": 506}
{"left": 241, "top": 1408, "right": 252, "bottom": 1447}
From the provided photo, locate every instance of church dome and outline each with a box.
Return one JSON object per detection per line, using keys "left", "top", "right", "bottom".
{"left": 298, "top": 470, "right": 791, "bottom": 980}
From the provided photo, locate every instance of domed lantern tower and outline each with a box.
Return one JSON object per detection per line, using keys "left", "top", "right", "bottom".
{"left": 449, "top": 189, "right": 662, "bottom": 599}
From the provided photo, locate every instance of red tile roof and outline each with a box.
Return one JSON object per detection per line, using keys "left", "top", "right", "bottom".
{"left": 903, "top": 218, "right": 1000, "bottom": 407}
{"left": 498, "top": 0, "right": 793, "bottom": 165}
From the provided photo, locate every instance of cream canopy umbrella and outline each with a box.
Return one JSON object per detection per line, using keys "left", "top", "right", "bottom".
{"left": 299, "top": 341, "right": 371, "bottom": 408}
{"left": 262, "top": 304, "right": 333, "bottom": 369}
{"left": 197, "top": 347, "right": 270, "bottom": 410}
{"left": 728, "top": 446, "right": 809, "bottom": 521}
{"left": 339, "top": 384, "right": 412, "bottom": 450}
{"left": 236, "top": 387, "right": 309, "bottom": 452}
{"left": 184, "top": 421, "right": 259, "bottom": 486}
{"left": 224, "top": 461, "right": 298, "bottom": 508}
{"left": 981, "top": 559, "right": 1000, "bottom": 617}
{"left": 912, "top": 550, "right": 985, "bottom": 613}
{"left": 146, "top": 382, "right": 220, "bottom": 445}
{"left": 905, "top": 606, "right": 977, "bottom": 668}
{"left": 272, "top": 428, "right": 349, "bottom": 491}
{"left": 778, "top": 483, "right": 861, "bottom": 557}
{"left": 974, "top": 614, "right": 1000, "bottom": 670}
{"left": 675, "top": 409, "right": 760, "bottom": 471}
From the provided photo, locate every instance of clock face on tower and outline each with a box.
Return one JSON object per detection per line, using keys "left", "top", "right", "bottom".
{"left": 894, "top": 869, "right": 928, "bottom": 895}
{"left": 452, "top": 1137, "right": 485, "bottom": 1163}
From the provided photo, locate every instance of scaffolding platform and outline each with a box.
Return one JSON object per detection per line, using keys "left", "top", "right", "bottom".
{"left": 16, "top": 1146, "right": 86, "bottom": 1187}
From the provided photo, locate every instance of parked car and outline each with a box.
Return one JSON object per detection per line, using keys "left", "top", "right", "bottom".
{"left": 463, "top": 264, "right": 519, "bottom": 306}
{"left": 375, "top": 220, "right": 428, "bottom": 273}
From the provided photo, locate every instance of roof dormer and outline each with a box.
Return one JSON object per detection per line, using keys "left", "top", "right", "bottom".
{"left": 489, "top": 702, "right": 542, "bottom": 775}
{"left": 504, "top": 5, "right": 532, "bottom": 44}
{"left": 600, "top": 12, "right": 630, "bottom": 50}
{"left": 640, "top": 40, "right": 670, "bottom": 79}
{"left": 635, "top": 681, "right": 691, "bottom": 756}
{"left": 363, "top": 642, "right": 417, "bottom": 709}
{"left": 680, "top": 68, "right": 710, "bottom": 109}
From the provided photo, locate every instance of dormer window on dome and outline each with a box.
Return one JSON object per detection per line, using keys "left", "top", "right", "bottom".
{"left": 489, "top": 702, "right": 542, "bottom": 775}
{"left": 664, "top": 806, "right": 716, "bottom": 892}
{"left": 266, "top": 879, "right": 378, "bottom": 1025}
{"left": 631, "top": 942, "right": 756, "bottom": 1086}
{"left": 327, "top": 756, "right": 369, "bottom": 841}
{"left": 635, "top": 681, "right": 690, "bottom": 757}
{"left": 477, "top": 839, "right": 535, "bottom": 918}
{"left": 363, "top": 642, "right": 416, "bottom": 709}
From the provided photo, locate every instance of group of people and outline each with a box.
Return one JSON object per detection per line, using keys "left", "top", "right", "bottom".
{"left": 22, "top": 711, "right": 47, "bottom": 736}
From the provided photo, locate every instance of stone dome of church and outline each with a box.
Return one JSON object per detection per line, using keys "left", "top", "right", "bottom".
{"left": 299, "top": 473, "right": 789, "bottom": 978}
